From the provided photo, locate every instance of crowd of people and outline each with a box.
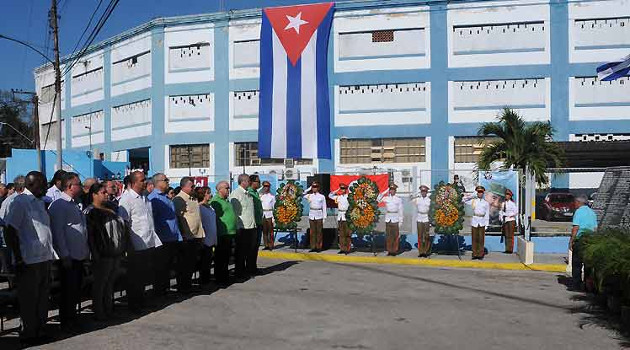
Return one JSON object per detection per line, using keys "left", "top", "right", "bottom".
{"left": 0, "top": 169, "right": 269, "bottom": 346}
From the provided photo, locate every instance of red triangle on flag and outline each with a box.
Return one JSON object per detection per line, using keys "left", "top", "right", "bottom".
{"left": 264, "top": 2, "right": 334, "bottom": 66}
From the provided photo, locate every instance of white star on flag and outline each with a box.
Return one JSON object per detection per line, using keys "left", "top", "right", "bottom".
{"left": 284, "top": 12, "right": 308, "bottom": 34}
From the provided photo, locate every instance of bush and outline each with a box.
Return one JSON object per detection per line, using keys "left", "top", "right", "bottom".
{"left": 577, "top": 227, "right": 630, "bottom": 301}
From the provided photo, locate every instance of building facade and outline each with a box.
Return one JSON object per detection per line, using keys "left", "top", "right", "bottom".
{"left": 34, "top": 0, "right": 630, "bottom": 187}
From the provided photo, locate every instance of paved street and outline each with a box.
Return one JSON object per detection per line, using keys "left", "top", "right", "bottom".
{"left": 0, "top": 258, "right": 623, "bottom": 350}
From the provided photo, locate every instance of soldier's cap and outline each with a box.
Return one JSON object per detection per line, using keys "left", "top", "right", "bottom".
{"left": 311, "top": 181, "right": 320, "bottom": 188}
{"left": 419, "top": 185, "right": 429, "bottom": 191}
{"left": 389, "top": 184, "right": 398, "bottom": 190}
{"left": 339, "top": 183, "right": 347, "bottom": 189}
{"left": 505, "top": 188, "right": 513, "bottom": 196}
{"left": 488, "top": 182, "right": 507, "bottom": 197}
{"left": 262, "top": 181, "right": 271, "bottom": 187}
{"left": 475, "top": 185, "right": 486, "bottom": 192}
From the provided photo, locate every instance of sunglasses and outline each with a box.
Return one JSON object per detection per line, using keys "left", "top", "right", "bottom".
{"left": 263, "top": 185, "right": 270, "bottom": 188}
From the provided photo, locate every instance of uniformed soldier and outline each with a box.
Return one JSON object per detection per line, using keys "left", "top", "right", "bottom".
{"left": 304, "top": 182, "right": 327, "bottom": 252}
{"left": 378, "top": 184, "right": 403, "bottom": 256}
{"left": 329, "top": 183, "right": 351, "bottom": 254}
{"left": 466, "top": 185, "right": 490, "bottom": 260}
{"left": 260, "top": 181, "right": 276, "bottom": 250}
{"left": 500, "top": 188, "right": 518, "bottom": 254}
{"left": 413, "top": 184, "right": 431, "bottom": 257}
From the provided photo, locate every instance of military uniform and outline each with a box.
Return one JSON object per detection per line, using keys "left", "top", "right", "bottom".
{"left": 305, "top": 183, "right": 327, "bottom": 251}
{"left": 380, "top": 184, "right": 403, "bottom": 256}
{"left": 469, "top": 186, "right": 490, "bottom": 259}
{"left": 414, "top": 185, "right": 431, "bottom": 257}
{"left": 500, "top": 188, "right": 518, "bottom": 254}
{"left": 260, "top": 182, "right": 276, "bottom": 250}
{"left": 329, "top": 184, "right": 351, "bottom": 253}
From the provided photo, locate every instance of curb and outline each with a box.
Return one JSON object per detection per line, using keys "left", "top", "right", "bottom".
{"left": 258, "top": 250, "right": 567, "bottom": 273}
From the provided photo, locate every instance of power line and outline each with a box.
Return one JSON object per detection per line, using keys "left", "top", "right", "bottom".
{"left": 0, "top": 34, "right": 54, "bottom": 65}
{"left": 67, "top": 0, "right": 103, "bottom": 66}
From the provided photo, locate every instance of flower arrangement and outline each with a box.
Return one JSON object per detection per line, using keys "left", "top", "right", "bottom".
{"left": 273, "top": 181, "right": 304, "bottom": 230}
{"left": 430, "top": 181, "right": 464, "bottom": 234}
{"left": 347, "top": 176, "right": 380, "bottom": 234}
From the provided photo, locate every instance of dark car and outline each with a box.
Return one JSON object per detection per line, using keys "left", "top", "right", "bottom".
{"left": 540, "top": 193, "right": 576, "bottom": 221}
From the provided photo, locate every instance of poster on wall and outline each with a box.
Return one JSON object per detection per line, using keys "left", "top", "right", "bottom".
{"left": 478, "top": 170, "right": 519, "bottom": 227}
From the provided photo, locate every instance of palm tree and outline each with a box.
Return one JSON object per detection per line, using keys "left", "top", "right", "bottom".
{"left": 476, "top": 108, "right": 564, "bottom": 186}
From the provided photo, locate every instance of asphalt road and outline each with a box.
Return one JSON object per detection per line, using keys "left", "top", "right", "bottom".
{"left": 4, "top": 259, "right": 626, "bottom": 350}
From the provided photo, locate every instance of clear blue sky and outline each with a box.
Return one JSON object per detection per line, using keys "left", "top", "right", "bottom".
{"left": 0, "top": 0, "right": 328, "bottom": 92}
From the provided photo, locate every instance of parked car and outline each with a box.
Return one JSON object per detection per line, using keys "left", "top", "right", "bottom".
{"left": 540, "top": 193, "right": 576, "bottom": 221}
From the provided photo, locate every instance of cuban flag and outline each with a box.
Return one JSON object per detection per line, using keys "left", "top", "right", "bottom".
{"left": 597, "top": 54, "right": 630, "bottom": 81}
{"left": 258, "top": 2, "right": 334, "bottom": 160}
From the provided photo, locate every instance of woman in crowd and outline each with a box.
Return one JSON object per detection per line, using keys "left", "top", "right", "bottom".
{"left": 196, "top": 186, "right": 217, "bottom": 285}
{"left": 85, "top": 183, "right": 130, "bottom": 320}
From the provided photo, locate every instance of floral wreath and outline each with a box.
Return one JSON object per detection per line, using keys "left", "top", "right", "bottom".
{"left": 347, "top": 176, "right": 380, "bottom": 234}
{"left": 273, "top": 180, "right": 304, "bottom": 231}
{"left": 429, "top": 181, "right": 465, "bottom": 234}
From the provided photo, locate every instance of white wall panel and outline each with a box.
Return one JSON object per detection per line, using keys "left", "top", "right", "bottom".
{"left": 449, "top": 78, "right": 550, "bottom": 123}
{"left": 111, "top": 100, "right": 152, "bottom": 141}
{"left": 230, "top": 91, "right": 259, "bottom": 131}
{"left": 40, "top": 120, "right": 66, "bottom": 150}
{"left": 229, "top": 19, "right": 261, "bottom": 80}
{"left": 71, "top": 50, "right": 104, "bottom": 106}
{"left": 110, "top": 33, "right": 151, "bottom": 96}
{"left": 71, "top": 111, "right": 104, "bottom": 147}
{"left": 335, "top": 83, "right": 430, "bottom": 126}
{"left": 569, "top": 0, "right": 630, "bottom": 63}
{"left": 447, "top": 0, "right": 550, "bottom": 67}
{"left": 165, "top": 94, "right": 214, "bottom": 133}
{"left": 569, "top": 76, "right": 630, "bottom": 120}
{"left": 334, "top": 6, "right": 430, "bottom": 72}
{"left": 35, "top": 65, "right": 66, "bottom": 125}
{"left": 164, "top": 24, "right": 214, "bottom": 84}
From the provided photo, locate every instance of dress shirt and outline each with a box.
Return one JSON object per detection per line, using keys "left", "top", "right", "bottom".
{"left": 199, "top": 204, "right": 218, "bottom": 247}
{"left": 118, "top": 189, "right": 162, "bottom": 251}
{"left": 230, "top": 186, "right": 257, "bottom": 230}
{"left": 305, "top": 192, "right": 327, "bottom": 220}
{"left": 261, "top": 193, "right": 276, "bottom": 219}
{"left": 3, "top": 189, "right": 57, "bottom": 264}
{"left": 148, "top": 189, "right": 183, "bottom": 243}
{"left": 49, "top": 192, "right": 90, "bottom": 260}
{"left": 173, "top": 191, "right": 205, "bottom": 240}
{"left": 414, "top": 195, "right": 431, "bottom": 223}
{"left": 329, "top": 192, "right": 349, "bottom": 221}
{"left": 0, "top": 192, "right": 19, "bottom": 219}
{"left": 45, "top": 185, "right": 63, "bottom": 204}
{"left": 210, "top": 196, "right": 237, "bottom": 236}
{"left": 470, "top": 197, "right": 490, "bottom": 228}
{"left": 381, "top": 195, "right": 404, "bottom": 224}
{"left": 500, "top": 200, "right": 518, "bottom": 223}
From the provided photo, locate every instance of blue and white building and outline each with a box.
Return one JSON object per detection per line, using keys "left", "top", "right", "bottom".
{"left": 33, "top": 0, "right": 630, "bottom": 187}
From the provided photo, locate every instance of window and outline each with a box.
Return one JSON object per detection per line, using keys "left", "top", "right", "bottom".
{"left": 372, "top": 30, "right": 394, "bottom": 42}
{"left": 340, "top": 138, "right": 426, "bottom": 164}
{"left": 170, "top": 144, "right": 210, "bottom": 169}
{"left": 454, "top": 137, "right": 499, "bottom": 163}
{"left": 234, "top": 142, "right": 312, "bottom": 166}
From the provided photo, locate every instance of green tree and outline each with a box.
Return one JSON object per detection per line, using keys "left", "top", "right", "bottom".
{"left": 476, "top": 108, "right": 564, "bottom": 186}
{"left": 0, "top": 91, "right": 34, "bottom": 158}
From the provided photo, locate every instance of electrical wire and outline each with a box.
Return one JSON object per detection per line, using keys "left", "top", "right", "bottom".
{"left": 66, "top": 0, "right": 103, "bottom": 69}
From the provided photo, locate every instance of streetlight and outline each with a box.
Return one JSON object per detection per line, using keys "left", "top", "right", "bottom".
{"left": 85, "top": 122, "right": 93, "bottom": 178}
{"left": 0, "top": 122, "right": 34, "bottom": 144}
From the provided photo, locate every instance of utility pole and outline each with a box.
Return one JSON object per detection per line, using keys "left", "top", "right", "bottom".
{"left": 50, "top": 0, "right": 63, "bottom": 171}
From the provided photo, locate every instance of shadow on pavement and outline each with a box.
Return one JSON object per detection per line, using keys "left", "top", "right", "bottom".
{"left": 0, "top": 260, "right": 299, "bottom": 350}
{"left": 556, "top": 274, "right": 630, "bottom": 347}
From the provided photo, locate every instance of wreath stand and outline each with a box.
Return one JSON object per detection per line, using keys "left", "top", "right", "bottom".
{"left": 274, "top": 228, "right": 299, "bottom": 253}
{"left": 434, "top": 233, "right": 462, "bottom": 260}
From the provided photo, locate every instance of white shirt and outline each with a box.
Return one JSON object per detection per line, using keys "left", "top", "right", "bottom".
{"left": 118, "top": 189, "right": 162, "bottom": 251}
{"left": 501, "top": 200, "right": 518, "bottom": 223}
{"left": 414, "top": 195, "right": 431, "bottom": 223}
{"left": 45, "top": 185, "right": 63, "bottom": 204}
{"left": 469, "top": 197, "right": 490, "bottom": 228}
{"left": 328, "top": 192, "right": 349, "bottom": 221}
{"left": 380, "top": 194, "right": 404, "bottom": 224}
{"left": 3, "top": 189, "right": 57, "bottom": 265}
{"left": 261, "top": 193, "right": 276, "bottom": 219}
{"left": 48, "top": 192, "right": 90, "bottom": 260}
{"left": 305, "top": 192, "right": 327, "bottom": 220}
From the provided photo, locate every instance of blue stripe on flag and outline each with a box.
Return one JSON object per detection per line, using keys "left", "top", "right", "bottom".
{"left": 602, "top": 67, "right": 630, "bottom": 81}
{"left": 315, "top": 7, "right": 334, "bottom": 159}
{"left": 286, "top": 57, "right": 302, "bottom": 158}
{"left": 258, "top": 15, "right": 274, "bottom": 159}
{"left": 596, "top": 61, "right": 619, "bottom": 73}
